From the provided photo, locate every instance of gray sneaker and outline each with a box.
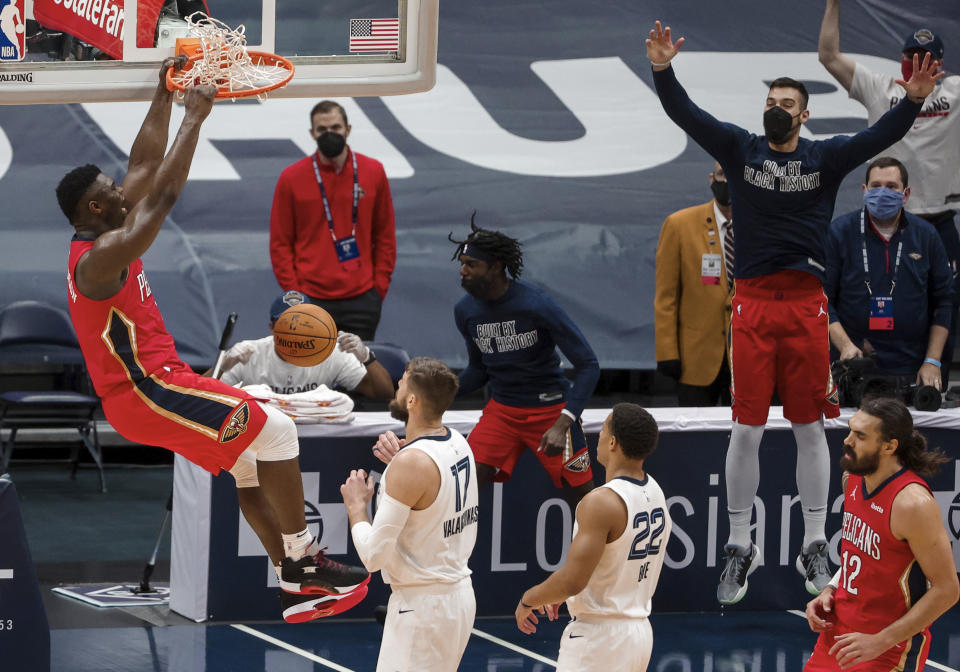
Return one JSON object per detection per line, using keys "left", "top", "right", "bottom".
{"left": 796, "top": 540, "right": 831, "bottom": 595}
{"left": 717, "top": 543, "right": 760, "bottom": 605}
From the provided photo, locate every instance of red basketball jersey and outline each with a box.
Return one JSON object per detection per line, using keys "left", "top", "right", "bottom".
{"left": 834, "top": 468, "right": 931, "bottom": 640}
{"left": 67, "top": 238, "right": 183, "bottom": 398}
{"left": 67, "top": 238, "right": 265, "bottom": 473}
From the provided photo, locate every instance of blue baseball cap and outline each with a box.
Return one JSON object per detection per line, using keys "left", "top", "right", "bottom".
{"left": 903, "top": 29, "right": 944, "bottom": 60}
{"left": 270, "top": 290, "right": 309, "bottom": 321}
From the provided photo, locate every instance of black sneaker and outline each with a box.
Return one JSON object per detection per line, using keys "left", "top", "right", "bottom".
{"left": 280, "top": 548, "right": 370, "bottom": 595}
{"left": 717, "top": 543, "right": 760, "bottom": 605}
{"left": 796, "top": 540, "right": 831, "bottom": 595}
{"left": 280, "top": 583, "right": 369, "bottom": 623}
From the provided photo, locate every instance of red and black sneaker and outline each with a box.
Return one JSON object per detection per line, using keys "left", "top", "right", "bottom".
{"left": 280, "top": 548, "right": 370, "bottom": 595}
{"left": 280, "top": 583, "right": 369, "bottom": 623}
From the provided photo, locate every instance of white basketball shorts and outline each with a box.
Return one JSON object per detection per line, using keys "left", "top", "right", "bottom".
{"left": 557, "top": 616, "right": 653, "bottom": 672}
{"left": 376, "top": 577, "right": 475, "bottom": 672}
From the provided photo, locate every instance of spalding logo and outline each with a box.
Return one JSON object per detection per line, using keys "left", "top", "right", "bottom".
{"left": 220, "top": 402, "right": 250, "bottom": 443}
{"left": 564, "top": 451, "right": 591, "bottom": 473}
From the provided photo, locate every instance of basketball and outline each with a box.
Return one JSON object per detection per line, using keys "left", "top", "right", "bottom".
{"left": 272, "top": 303, "right": 337, "bottom": 367}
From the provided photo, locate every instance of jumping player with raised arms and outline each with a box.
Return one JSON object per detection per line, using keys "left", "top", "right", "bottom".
{"left": 646, "top": 20, "right": 943, "bottom": 604}
{"left": 58, "top": 61, "right": 367, "bottom": 623}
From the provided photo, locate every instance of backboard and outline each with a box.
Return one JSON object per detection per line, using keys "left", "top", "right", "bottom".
{"left": 0, "top": 0, "right": 437, "bottom": 103}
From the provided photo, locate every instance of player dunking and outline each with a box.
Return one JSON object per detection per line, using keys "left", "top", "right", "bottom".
{"left": 646, "top": 20, "right": 944, "bottom": 604}
{"left": 342, "top": 358, "right": 477, "bottom": 672}
{"left": 803, "top": 397, "right": 958, "bottom": 671}
{"left": 449, "top": 214, "right": 600, "bottom": 506}
{"left": 516, "top": 404, "right": 671, "bottom": 672}
{"left": 57, "top": 62, "right": 367, "bottom": 623}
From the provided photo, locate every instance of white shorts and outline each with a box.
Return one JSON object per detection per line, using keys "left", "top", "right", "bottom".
{"left": 557, "top": 616, "right": 653, "bottom": 672}
{"left": 377, "top": 578, "right": 475, "bottom": 672}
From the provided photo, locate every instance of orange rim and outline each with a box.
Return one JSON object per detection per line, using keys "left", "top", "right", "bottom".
{"left": 165, "top": 50, "right": 295, "bottom": 99}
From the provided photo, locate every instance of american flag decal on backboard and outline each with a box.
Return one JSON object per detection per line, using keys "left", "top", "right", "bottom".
{"left": 349, "top": 18, "right": 400, "bottom": 52}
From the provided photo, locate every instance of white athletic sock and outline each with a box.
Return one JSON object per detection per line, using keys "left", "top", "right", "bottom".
{"left": 282, "top": 528, "right": 312, "bottom": 560}
{"left": 727, "top": 507, "right": 753, "bottom": 549}
{"left": 725, "top": 421, "right": 764, "bottom": 548}
{"left": 791, "top": 420, "right": 830, "bottom": 547}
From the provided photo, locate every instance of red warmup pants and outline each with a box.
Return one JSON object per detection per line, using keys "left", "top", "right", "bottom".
{"left": 467, "top": 399, "right": 593, "bottom": 488}
{"left": 730, "top": 270, "right": 840, "bottom": 425}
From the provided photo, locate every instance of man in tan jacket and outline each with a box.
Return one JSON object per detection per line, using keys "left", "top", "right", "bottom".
{"left": 655, "top": 162, "right": 733, "bottom": 406}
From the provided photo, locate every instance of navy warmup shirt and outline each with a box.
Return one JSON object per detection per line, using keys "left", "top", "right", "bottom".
{"left": 454, "top": 280, "right": 599, "bottom": 418}
{"left": 653, "top": 66, "right": 922, "bottom": 282}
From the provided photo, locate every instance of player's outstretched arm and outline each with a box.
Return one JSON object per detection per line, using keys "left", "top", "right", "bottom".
{"left": 818, "top": 0, "right": 856, "bottom": 91}
{"left": 646, "top": 20, "right": 685, "bottom": 71}
{"left": 829, "top": 485, "right": 959, "bottom": 667}
{"left": 515, "top": 489, "right": 622, "bottom": 634}
{"left": 646, "top": 20, "right": 742, "bottom": 167}
{"left": 77, "top": 86, "right": 216, "bottom": 296}
{"left": 122, "top": 56, "right": 188, "bottom": 207}
{"left": 830, "top": 54, "right": 940, "bottom": 173}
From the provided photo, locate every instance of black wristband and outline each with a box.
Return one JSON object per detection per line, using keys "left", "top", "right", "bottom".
{"left": 363, "top": 350, "right": 377, "bottom": 366}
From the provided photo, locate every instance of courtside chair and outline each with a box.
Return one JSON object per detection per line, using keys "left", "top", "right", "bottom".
{"left": 365, "top": 342, "right": 411, "bottom": 387}
{"left": 0, "top": 301, "right": 105, "bottom": 492}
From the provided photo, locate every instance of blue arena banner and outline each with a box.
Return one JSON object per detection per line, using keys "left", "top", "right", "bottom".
{"left": 1, "top": 1, "right": 956, "bottom": 369}
{"left": 170, "top": 415, "right": 960, "bottom": 621}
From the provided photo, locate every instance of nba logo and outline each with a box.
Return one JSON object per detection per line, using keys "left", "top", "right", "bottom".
{"left": 0, "top": 0, "right": 25, "bottom": 62}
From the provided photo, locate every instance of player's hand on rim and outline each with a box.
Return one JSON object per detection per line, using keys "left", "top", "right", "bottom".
{"left": 159, "top": 54, "right": 189, "bottom": 81}
{"left": 372, "top": 431, "right": 405, "bottom": 465}
{"left": 804, "top": 586, "right": 835, "bottom": 632}
{"left": 646, "top": 20, "right": 685, "bottom": 69}
{"left": 183, "top": 85, "right": 217, "bottom": 119}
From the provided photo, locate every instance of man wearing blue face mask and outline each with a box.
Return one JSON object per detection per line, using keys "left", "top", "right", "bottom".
{"left": 824, "top": 157, "right": 953, "bottom": 390}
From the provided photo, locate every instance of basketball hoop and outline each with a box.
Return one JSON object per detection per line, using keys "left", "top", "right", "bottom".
{"left": 165, "top": 13, "right": 294, "bottom": 101}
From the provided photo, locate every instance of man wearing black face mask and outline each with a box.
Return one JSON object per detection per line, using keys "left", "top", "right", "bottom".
{"left": 647, "top": 20, "right": 942, "bottom": 606}
{"left": 654, "top": 161, "right": 733, "bottom": 406}
{"left": 824, "top": 157, "right": 953, "bottom": 390}
{"left": 270, "top": 100, "right": 397, "bottom": 341}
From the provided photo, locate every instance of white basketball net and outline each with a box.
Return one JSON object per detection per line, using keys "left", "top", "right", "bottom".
{"left": 168, "top": 13, "right": 290, "bottom": 100}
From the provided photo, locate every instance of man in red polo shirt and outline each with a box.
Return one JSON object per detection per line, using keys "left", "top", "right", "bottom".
{"left": 270, "top": 100, "right": 396, "bottom": 340}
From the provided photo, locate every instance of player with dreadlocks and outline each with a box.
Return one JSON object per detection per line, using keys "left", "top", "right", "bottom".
{"left": 448, "top": 213, "right": 600, "bottom": 506}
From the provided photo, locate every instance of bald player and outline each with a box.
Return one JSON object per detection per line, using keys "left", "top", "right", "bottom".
{"left": 516, "top": 404, "right": 671, "bottom": 672}
{"left": 58, "top": 61, "right": 367, "bottom": 623}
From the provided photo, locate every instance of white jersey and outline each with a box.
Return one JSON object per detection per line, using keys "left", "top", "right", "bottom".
{"left": 850, "top": 63, "right": 960, "bottom": 214}
{"left": 220, "top": 336, "right": 366, "bottom": 394}
{"left": 567, "top": 475, "right": 671, "bottom": 620}
{"left": 379, "top": 428, "right": 478, "bottom": 587}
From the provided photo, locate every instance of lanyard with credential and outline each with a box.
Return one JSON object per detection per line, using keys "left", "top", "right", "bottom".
{"left": 860, "top": 209, "right": 902, "bottom": 297}
{"left": 311, "top": 150, "right": 359, "bottom": 244}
